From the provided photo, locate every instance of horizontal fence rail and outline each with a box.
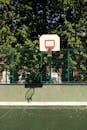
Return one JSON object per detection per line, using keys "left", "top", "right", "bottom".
{"left": 0, "top": 48, "right": 87, "bottom": 84}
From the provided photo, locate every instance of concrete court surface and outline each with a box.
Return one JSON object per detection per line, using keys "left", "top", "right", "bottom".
{"left": 0, "top": 84, "right": 87, "bottom": 102}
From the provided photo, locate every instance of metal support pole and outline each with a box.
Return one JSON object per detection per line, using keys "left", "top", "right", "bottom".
{"left": 49, "top": 56, "right": 52, "bottom": 82}
{"left": 48, "top": 50, "right": 52, "bottom": 83}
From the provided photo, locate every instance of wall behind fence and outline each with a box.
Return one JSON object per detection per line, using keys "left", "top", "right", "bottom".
{"left": 0, "top": 48, "right": 87, "bottom": 84}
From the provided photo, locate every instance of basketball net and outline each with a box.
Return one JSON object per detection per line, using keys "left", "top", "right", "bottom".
{"left": 45, "top": 40, "right": 55, "bottom": 57}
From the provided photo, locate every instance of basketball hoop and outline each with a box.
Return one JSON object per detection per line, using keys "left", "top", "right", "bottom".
{"left": 45, "top": 40, "right": 55, "bottom": 51}
{"left": 39, "top": 34, "right": 60, "bottom": 56}
{"left": 39, "top": 34, "right": 60, "bottom": 52}
{"left": 45, "top": 40, "right": 55, "bottom": 57}
{"left": 39, "top": 34, "right": 60, "bottom": 82}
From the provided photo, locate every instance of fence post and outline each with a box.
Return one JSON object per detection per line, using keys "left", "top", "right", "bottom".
{"left": 67, "top": 49, "right": 70, "bottom": 82}
{"left": 40, "top": 52, "right": 43, "bottom": 82}
{"left": 11, "top": 48, "right": 15, "bottom": 83}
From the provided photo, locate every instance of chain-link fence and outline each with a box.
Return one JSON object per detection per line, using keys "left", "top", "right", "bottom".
{"left": 0, "top": 48, "right": 87, "bottom": 84}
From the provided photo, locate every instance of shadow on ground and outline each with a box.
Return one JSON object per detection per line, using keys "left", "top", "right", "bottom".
{"left": 25, "top": 82, "right": 43, "bottom": 88}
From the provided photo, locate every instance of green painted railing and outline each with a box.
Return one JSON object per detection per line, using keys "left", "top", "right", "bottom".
{"left": 0, "top": 48, "right": 87, "bottom": 84}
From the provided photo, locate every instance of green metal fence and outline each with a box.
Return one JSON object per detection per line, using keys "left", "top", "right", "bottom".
{"left": 41, "top": 49, "right": 87, "bottom": 83}
{"left": 0, "top": 48, "right": 87, "bottom": 84}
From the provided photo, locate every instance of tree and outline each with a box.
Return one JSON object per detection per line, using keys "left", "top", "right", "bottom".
{"left": 0, "top": 0, "right": 87, "bottom": 83}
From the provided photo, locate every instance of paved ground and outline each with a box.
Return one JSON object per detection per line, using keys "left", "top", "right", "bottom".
{"left": 0, "top": 84, "right": 87, "bottom": 102}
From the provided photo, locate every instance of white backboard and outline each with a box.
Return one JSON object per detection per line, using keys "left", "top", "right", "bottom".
{"left": 39, "top": 34, "right": 60, "bottom": 51}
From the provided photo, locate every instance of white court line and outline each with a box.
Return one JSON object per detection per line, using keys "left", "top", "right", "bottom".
{"left": 0, "top": 102, "right": 87, "bottom": 106}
